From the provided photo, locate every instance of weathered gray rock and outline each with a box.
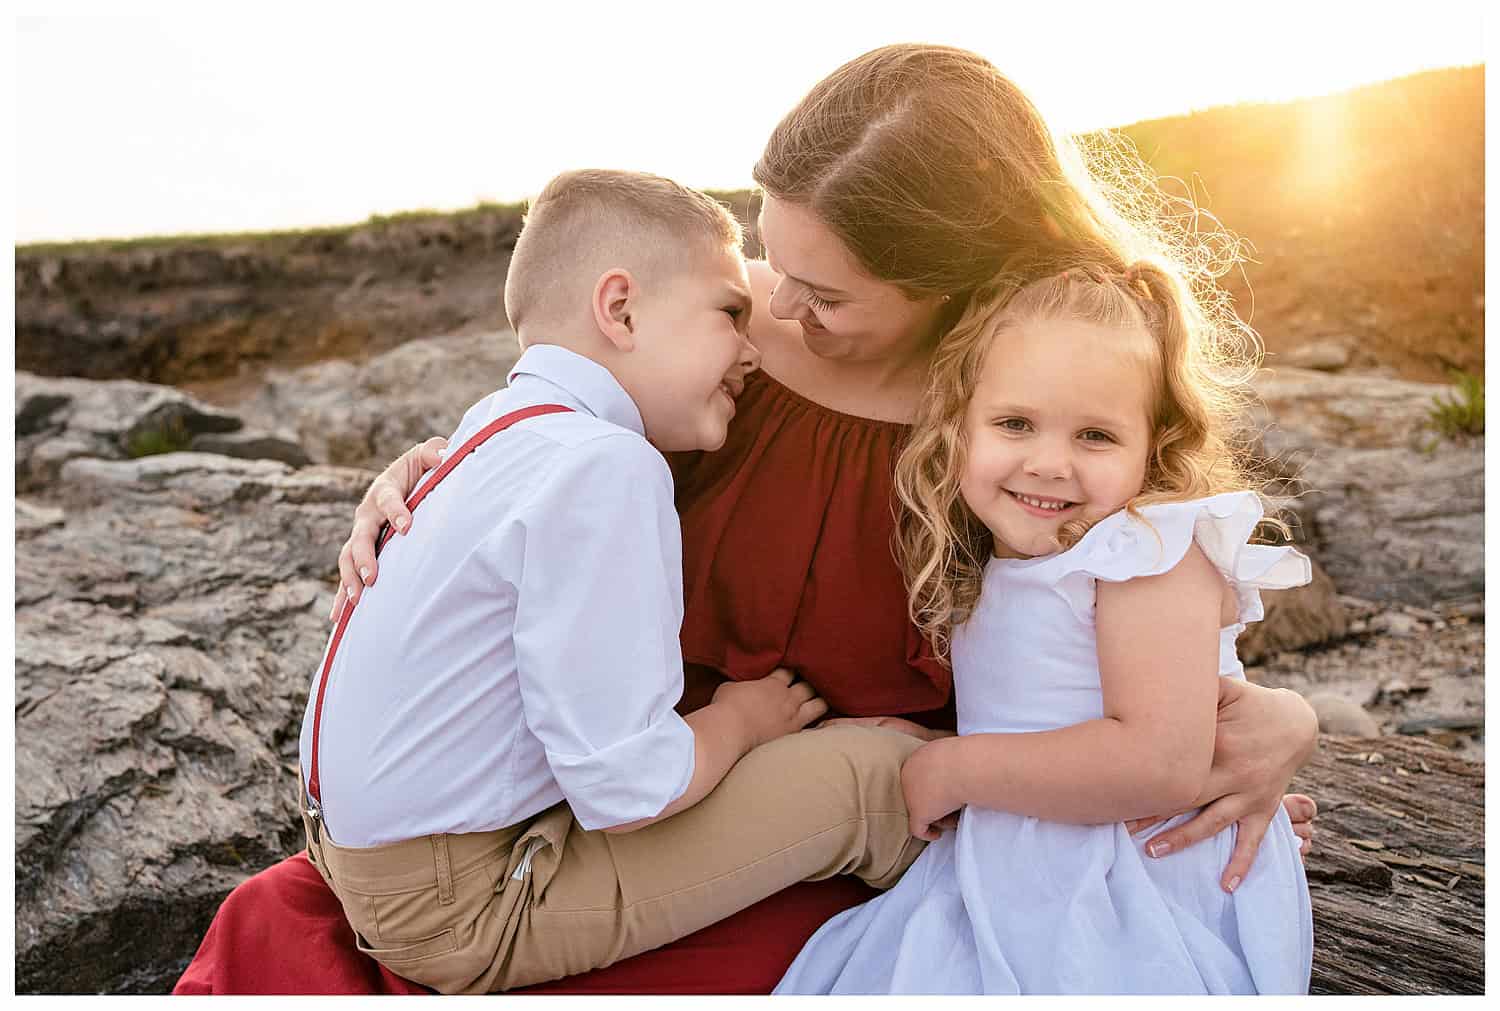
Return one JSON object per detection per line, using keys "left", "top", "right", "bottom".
{"left": 1251, "top": 368, "right": 1483, "bottom": 606}
{"left": 1276, "top": 338, "right": 1355, "bottom": 372}
{"left": 1307, "top": 692, "right": 1382, "bottom": 737}
{"left": 11, "top": 347, "right": 1482, "bottom": 995}
{"left": 188, "top": 429, "right": 312, "bottom": 467}
{"left": 1239, "top": 559, "right": 1348, "bottom": 666}
{"left": 14, "top": 453, "right": 370, "bottom": 994}
{"left": 234, "top": 330, "right": 522, "bottom": 470}
{"left": 15, "top": 371, "right": 311, "bottom": 492}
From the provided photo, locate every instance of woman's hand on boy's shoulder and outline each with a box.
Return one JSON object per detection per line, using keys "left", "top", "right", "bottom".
{"left": 330, "top": 436, "right": 447, "bottom": 621}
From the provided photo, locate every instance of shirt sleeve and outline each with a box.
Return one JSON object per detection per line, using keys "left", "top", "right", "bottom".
{"left": 510, "top": 433, "right": 697, "bottom": 830}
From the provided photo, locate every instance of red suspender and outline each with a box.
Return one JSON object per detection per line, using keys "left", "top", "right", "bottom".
{"left": 305, "top": 403, "right": 573, "bottom": 807}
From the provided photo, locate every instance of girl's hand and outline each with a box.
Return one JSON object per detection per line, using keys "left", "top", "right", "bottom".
{"left": 901, "top": 738, "right": 963, "bottom": 841}
{"left": 1135, "top": 679, "right": 1318, "bottom": 892}
{"left": 817, "top": 716, "right": 954, "bottom": 742}
{"left": 329, "top": 437, "right": 447, "bottom": 621}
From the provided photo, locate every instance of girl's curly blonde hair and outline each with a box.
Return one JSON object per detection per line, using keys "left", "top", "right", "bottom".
{"left": 893, "top": 259, "right": 1266, "bottom": 662}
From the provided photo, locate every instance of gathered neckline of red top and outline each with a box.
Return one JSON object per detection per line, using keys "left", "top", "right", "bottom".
{"left": 749, "top": 368, "right": 914, "bottom": 434}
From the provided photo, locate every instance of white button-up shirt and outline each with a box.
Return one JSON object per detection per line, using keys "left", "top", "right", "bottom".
{"left": 299, "top": 344, "right": 697, "bottom": 846}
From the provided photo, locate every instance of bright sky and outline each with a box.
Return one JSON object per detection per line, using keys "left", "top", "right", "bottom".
{"left": 12, "top": 1, "right": 1489, "bottom": 243}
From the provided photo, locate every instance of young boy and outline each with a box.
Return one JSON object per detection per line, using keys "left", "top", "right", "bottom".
{"left": 297, "top": 169, "right": 925, "bottom": 994}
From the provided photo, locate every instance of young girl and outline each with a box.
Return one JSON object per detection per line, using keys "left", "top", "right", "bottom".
{"left": 775, "top": 262, "right": 1314, "bottom": 994}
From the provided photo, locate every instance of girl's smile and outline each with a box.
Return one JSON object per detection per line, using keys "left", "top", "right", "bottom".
{"left": 1003, "top": 490, "right": 1080, "bottom": 517}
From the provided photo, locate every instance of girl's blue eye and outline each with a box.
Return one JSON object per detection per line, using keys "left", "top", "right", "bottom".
{"left": 1080, "top": 429, "right": 1115, "bottom": 443}
{"left": 807, "top": 292, "right": 839, "bottom": 312}
{"left": 997, "top": 418, "right": 1031, "bottom": 432}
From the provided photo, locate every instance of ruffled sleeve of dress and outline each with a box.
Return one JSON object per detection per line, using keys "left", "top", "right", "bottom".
{"left": 1041, "top": 491, "right": 1312, "bottom": 629}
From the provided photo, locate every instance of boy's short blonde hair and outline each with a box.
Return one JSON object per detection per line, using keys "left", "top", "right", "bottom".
{"left": 504, "top": 169, "right": 744, "bottom": 334}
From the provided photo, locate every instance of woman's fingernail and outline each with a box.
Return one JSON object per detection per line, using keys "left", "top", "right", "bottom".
{"left": 396, "top": 518, "right": 408, "bottom": 532}
{"left": 1226, "top": 875, "right": 1242, "bottom": 893}
{"left": 359, "top": 566, "right": 370, "bottom": 583}
{"left": 1147, "top": 840, "right": 1172, "bottom": 858}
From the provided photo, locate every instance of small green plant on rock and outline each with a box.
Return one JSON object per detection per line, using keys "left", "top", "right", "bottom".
{"left": 1428, "top": 370, "right": 1484, "bottom": 440}
{"left": 125, "top": 415, "right": 194, "bottom": 458}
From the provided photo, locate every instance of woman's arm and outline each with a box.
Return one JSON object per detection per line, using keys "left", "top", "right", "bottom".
{"left": 329, "top": 436, "right": 447, "bottom": 620}
{"left": 903, "top": 545, "right": 1225, "bottom": 838}
{"left": 1133, "top": 679, "right": 1319, "bottom": 890}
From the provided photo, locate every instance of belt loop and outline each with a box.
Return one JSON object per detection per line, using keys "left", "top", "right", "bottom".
{"left": 432, "top": 834, "right": 455, "bottom": 906}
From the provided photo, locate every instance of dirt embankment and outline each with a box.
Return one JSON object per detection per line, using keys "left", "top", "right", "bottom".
{"left": 14, "top": 66, "right": 1483, "bottom": 397}
{"left": 1118, "top": 64, "right": 1484, "bottom": 384}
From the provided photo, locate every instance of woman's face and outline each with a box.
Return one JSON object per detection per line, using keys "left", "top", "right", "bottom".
{"left": 757, "top": 195, "right": 946, "bottom": 364}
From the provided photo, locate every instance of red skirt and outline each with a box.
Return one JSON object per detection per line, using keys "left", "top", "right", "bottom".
{"left": 172, "top": 851, "right": 875, "bottom": 995}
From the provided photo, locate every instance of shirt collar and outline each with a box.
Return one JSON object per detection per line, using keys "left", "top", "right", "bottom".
{"left": 507, "top": 344, "right": 645, "bottom": 437}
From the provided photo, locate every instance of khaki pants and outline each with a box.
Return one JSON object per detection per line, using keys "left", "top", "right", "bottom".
{"left": 302, "top": 725, "right": 926, "bottom": 994}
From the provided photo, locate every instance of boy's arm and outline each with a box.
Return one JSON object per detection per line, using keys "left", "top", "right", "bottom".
{"left": 512, "top": 436, "right": 822, "bottom": 833}
{"left": 903, "top": 544, "right": 1225, "bottom": 839}
{"left": 604, "top": 670, "right": 824, "bottom": 834}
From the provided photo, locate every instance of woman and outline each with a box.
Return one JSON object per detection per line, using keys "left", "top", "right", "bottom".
{"left": 176, "top": 44, "right": 1317, "bottom": 995}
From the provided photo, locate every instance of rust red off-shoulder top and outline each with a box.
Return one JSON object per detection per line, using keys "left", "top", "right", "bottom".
{"left": 668, "top": 367, "right": 955, "bottom": 725}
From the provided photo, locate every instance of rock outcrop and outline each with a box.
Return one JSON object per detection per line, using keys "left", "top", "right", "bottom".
{"left": 14, "top": 210, "right": 525, "bottom": 386}
{"left": 15, "top": 453, "right": 367, "bottom": 994}
{"left": 233, "top": 330, "right": 523, "bottom": 471}
{"left": 11, "top": 347, "right": 1482, "bottom": 994}
{"left": 16, "top": 371, "right": 309, "bottom": 493}
{"left": 1251, "top": 367, "right": 1483, "bottom": 607}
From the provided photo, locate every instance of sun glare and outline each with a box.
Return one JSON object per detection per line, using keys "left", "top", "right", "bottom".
{"left": 1291, "top": 94, "right": 1353, "bottom": 202}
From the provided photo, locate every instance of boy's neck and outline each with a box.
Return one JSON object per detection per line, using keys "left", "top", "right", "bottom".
{"left": 515, "top": 334, "right": 650, "bottom": 434}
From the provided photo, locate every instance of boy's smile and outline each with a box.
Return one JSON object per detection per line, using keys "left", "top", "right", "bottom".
{"left": 960, "top": 317, "right": 1155, "bottom": 559}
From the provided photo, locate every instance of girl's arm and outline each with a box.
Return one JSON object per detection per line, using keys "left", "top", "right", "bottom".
{"left": 902, "top": 544, "right": 1226, "bottom": 839}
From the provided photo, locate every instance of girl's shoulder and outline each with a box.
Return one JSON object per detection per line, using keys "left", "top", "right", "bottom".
{"left": 998, "top": 492, "right": 1311, "bottom": 627}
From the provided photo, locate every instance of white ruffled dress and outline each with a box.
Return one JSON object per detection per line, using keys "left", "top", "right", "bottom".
{"left": 776, "top": 493, "right": 1315, "bottom": 994}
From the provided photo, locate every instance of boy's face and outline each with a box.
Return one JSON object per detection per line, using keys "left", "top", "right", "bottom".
{"left": 628, "top": 245, "right": 760, "bottom": 452}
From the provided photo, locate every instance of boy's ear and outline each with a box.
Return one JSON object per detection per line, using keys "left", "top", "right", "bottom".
{"left": 592, "top": 269, "right": 637, "bottom": 352}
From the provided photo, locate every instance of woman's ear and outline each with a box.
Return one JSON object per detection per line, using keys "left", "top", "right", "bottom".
{"left": 592, "top": 268, "right": 637, "bottom": 351}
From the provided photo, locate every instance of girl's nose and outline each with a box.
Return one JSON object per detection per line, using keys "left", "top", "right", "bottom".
{"left": 1025, "top": 440, "right": 1073, "bottom": 480}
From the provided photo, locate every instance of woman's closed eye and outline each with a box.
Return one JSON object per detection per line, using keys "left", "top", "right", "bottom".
{"left": 806, "top": 291, "right": 840, "bottom": 313}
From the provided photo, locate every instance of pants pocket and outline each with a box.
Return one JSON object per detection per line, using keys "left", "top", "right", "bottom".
{"left": 354, "top": 926, "right": 459, "bottom": 965}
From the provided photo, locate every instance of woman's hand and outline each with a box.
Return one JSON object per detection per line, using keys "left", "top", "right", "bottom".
{"left": 817, "top": 715, "right": 954, "bottom": 742}
{"left": 901, "top": 737, "right": 963, "bottom": 841}
{"left": 1133, "top": 679, "right": 1319, "bottom": 892}
{"left": 329, "top": 437, "right": 447, "bottom": 621}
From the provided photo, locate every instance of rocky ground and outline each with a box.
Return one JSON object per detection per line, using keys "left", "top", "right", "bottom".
{"left": 1253, "top": 597, "right": 1485, "bottom": 761}
{"left": 13, "top": 325, "right": 1484, "bottom": 993}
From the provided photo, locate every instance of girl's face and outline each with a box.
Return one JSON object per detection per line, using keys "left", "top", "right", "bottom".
{"left": 960, "top": 317, "right": 1155, "bottom": 559}
{"left": 757, "top": 195, "right": 947, "bottom": 364}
